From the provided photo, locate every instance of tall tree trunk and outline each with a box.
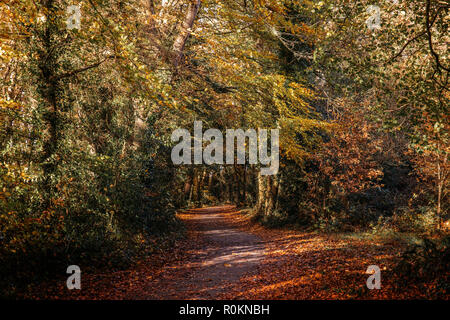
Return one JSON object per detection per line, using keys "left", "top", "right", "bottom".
{"left": 234, "top": 164, "right": 241, "bottom": 205}
{"left": 436, "top": 146, "right": 446, "bottom": 230}
{"left": 208, "top": 172, "right": 213, "bottom": 192}
{"left": 184, "top": 169, "right": 194, "bottom": 202}
{"left": 274, "top": 173, "right": 282, "bottom": 212}
{"left": 255, "top": 171, "right": 265, "bottom": 216}
{"left": 172, "top": 0, "right": 201, "bottom": 67}
{"left": 227, "top": 176, "right": 233, "bottom": 203}
{"left": 38, "top": 0, "right": 62, "bottom": 207}
{"left": 264, "top": 176, "right": 275, "bottom": 216}
{"left": 242, "top": 164, "right": 247, "bottom": 205}
{"left": 190, "top": 171, "right": 198, "bottom": 202}
{"left": 196, "top": 169, "right": 206, "bottom": 203}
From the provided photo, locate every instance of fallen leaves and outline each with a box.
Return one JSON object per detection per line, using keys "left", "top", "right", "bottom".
{"left": 18, "top": 206, "right": 448, "bottom": 300}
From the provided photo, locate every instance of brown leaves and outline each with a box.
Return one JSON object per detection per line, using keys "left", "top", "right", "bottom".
{"left": 217, "top": 208, "right": 431, "bottom": 300}
{"left": 19, "top": 206, "right": 443, "bottom": 300}
{"left": 314, "top": 111, "right": 384, "bottom": 194}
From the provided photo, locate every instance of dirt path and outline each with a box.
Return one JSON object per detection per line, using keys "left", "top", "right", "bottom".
{"left": 131, "top": 206, "right": 266, "bottom": 299}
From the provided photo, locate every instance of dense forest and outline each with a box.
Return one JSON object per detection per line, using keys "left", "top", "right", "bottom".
{"left": 0, "top": 0, "right": 448, "bottom": 299}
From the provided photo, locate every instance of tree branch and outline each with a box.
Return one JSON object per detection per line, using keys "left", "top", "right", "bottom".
{"left": 387, "top": 4, "right": 444, "bottom": 65}
{"left": 53, "top": 55, "right": 118, "bottom": 80}
{"left": 425, "top": 0, "right": 449, "bottom": 73}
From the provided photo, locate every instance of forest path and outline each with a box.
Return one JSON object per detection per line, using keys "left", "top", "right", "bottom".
{"left": 131, "top": 205, "right": 266, "bottom": 299}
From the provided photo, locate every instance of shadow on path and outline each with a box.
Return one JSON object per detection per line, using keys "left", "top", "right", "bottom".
{"left": 134, "top": 206, "right": 266, "bottom": 299}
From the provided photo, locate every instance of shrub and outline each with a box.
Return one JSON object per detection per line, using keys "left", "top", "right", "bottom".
{"left": 394, "top": 236, "right": 450, "bottom": 297}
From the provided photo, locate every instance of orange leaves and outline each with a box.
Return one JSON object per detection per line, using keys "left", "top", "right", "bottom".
{"left": 14, "top": 206, "right": 444, "bottom": 300}
{"left": 314, "top": 111, "right": 384, "bottom": 194}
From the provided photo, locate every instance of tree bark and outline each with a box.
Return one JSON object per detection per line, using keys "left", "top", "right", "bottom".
{"left": 39, "top": 0, "right": 62, "bottom": 207}
{"left": 184, "top": 169, "right": 194, "bottom": 202}
{"left": 264, "top": 176, "right": 275, "bottom": 216}
{"left": 255, "top": 171, "right": 265, "bottom": 216}
{"left": 172, "top": 0, "right": 201, "bottom": 67}
{"left": 242, "top": 164, "right": 247, "bottom": 205}
{"left": 274, "top": 173, "right": 281, "bottom": 212}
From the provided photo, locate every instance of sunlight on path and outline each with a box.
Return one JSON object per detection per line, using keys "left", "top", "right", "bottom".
{"left": 135, "top": 206, "right": 266, "bottom": 299}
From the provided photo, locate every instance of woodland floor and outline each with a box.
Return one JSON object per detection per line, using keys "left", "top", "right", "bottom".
{"left": 21, "top": 205, "right": 443, "bottom": 299}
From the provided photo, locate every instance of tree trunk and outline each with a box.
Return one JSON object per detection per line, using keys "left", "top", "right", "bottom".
{"left": 39, "top": 0, "right": 62, "bottom": 207}
{"left": 184, "top": 169, "right": 194, "bottom": 202}
{"left": 172, "top": 0, "right": 201, "bottom": 67}
{"left": 234, "top": 165, "right": 241, "bottom": 205}
{"left": 274, "top": 173, "right": 282, "bottom": 212}
{"left": 190, "top": 172, "right": 198, "bottom": 202}
{"left": 436, "top": 148, "right": 446, "bottom": 230}
{"left": 264, "top": 176, "right": 276, "bottom": 216}
{"left": 255, "top": 171, "right": 266, "bottom": 216}
{"left": 242, "top": 164, "right": 247, "bottom": 205}
{"left": 196, "top": 169, "right": 206, "bottom": 203}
